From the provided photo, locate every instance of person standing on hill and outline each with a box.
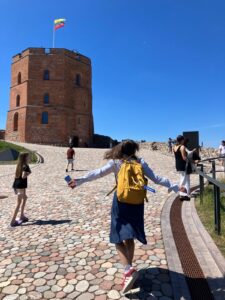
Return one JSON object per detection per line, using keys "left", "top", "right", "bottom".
{"left": 219, "top": 140, "right": 225, "bottom": 170}
{"left": 11, "top": 152, "right": 31, "bottom": 227}
{"left": 168, "top": 138, "right": 173, "bottom": 153}
{"left": 66, "top": 146, "right": 75, "bottom": 172}
{"left": 173, "top": 135, "right": 192, "bottom": 200}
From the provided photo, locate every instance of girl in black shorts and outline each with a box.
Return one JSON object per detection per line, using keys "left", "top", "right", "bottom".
{"left": 11, "top": 152, "right": 31, "bottom": 227}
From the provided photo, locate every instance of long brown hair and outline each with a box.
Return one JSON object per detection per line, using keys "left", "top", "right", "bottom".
{"left": 15, "top": 152, "right": 29, "bottom": 178}
{"left": 104, "top": 140, "right": 139, "bottom": 160}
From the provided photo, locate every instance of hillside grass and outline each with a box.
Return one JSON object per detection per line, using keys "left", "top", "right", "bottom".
{"left": 0, "top": 141, "right": 37, "bottom": 164}
{"left": 195, "top": 182, "right": 225, "bottom": 257}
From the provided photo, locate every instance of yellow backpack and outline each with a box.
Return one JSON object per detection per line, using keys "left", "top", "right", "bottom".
{"left": 116, "top": 160, "right": 148, "bottom": 205}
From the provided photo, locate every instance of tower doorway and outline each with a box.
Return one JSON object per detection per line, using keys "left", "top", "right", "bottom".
{"left": 69, "top": 136, "right": 79, "bottom": 147}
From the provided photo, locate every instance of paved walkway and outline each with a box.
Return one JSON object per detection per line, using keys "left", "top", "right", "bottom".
{"left": 0, "top": 144, "right": 183, "bottom": 300}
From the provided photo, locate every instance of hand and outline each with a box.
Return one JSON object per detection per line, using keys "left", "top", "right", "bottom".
{"left": 179, "top": 186, "right": 187, "bottom": 193}
{"left": 68, "top": 179, "right": 76, "bottom": 189}
{"left": 168, "top": 184, "right": 179, "bottom": 193}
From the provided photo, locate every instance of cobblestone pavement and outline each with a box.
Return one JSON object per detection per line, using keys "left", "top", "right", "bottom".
{"left": 0, "top": 144, "right": 184, "bottom": 300}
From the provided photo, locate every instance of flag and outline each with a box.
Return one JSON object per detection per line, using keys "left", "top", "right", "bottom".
{"left": 54, "top": 18, "right": 66, "bottom": 30}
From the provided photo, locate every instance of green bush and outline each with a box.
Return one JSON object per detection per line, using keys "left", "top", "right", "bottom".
{"left": 0, "top": 141, "right": 37, "bottom": 164}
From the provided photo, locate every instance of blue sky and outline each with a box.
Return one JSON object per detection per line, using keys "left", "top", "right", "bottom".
{"left": 0, "top": 0, "right": 224, "bottom": 147}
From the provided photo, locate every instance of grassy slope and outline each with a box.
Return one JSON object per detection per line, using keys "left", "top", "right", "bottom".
{"left": 195, "top": 183, "right": 225, "bottom": 257}
{"left": 0, "top": 141, "right": 37, "bottom": 163}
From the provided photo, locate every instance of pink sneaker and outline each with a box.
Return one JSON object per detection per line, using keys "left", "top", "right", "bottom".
{"left": 122, "top": 267, "right": 139, "bottom": 293}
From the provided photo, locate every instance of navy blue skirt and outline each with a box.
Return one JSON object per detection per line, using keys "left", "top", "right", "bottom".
{"left": 110, "top": 193, "right": 147, "bottom": 245}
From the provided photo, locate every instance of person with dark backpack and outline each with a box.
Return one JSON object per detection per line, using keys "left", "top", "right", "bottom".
{"left": 67, "top": 140, "right": 178, "bottom": 293}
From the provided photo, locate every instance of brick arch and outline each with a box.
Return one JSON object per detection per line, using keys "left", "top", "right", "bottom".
{"left": 76, "top": 74, "right": 81, "bottom": 86}
{"left": 16, "top": 95, "right": 20, "bottom": 107}
{"left": 43, "top": 70, "right": 50, "bottom": 80}
{"left": 17, "top": 72, "right": 21, "bottom": 84}
{"left": 41, "top": 112, "right": 48, "bottom": 124}
{"left": 43, "top": 93, "right": 49, "bottom": 104}
{"left": 13, "top": 112, "right": 18, "bottom": 131}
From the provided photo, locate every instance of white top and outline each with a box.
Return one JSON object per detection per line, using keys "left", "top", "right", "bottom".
{"left": 219, "top": 145, "right": 225, "bottom": 156}
{"left": 76, "top": 158, "right": 179, "bottom": 193}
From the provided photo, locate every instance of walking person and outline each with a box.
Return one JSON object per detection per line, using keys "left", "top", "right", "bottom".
{"left": 173, "top": 135, "right": 192, "bottom": 200}
{"left": 219, "top": 140, "right": 225, "bottom": 171}
{"left": 66, "top": 145, "right": 75, "bottom": 172}
{"left": 11, "top": 152, "right": 31, "bottom": 227}
{"left": 168, "top": 138, "right": 173, "bottom": 153}
{"left": 67, "top": 140, "right": 178, "bottom": 293}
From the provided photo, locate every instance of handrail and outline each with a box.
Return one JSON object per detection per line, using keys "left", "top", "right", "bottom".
{"left": 194, "top": 166, "right": 225, "bottom": 190}
{"left": 194, "top": 161, "right": 224, "bottom": 235}
{"left": 200, "top": 156, "right": 222, "bottom": 162}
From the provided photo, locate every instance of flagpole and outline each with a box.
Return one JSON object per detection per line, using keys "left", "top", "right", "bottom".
{"left": 53, "top": 19, "right": 66, "bottom": 48}
{"left": 53, "top": 23, "right": 55, "bottom": 48}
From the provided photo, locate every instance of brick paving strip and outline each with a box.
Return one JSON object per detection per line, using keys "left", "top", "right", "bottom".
{"left": 182, "top": 198, "right": 225, "bottom": 299}
{"left": 162, "top": 191, "right": 225, "bottom": 300}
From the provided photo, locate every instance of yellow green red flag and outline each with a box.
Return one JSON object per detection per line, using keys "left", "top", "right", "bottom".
{"left": 54, "top": 18, "right": 66, "bottom": 30}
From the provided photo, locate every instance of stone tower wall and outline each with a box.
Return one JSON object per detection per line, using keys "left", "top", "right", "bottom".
{"left": 6, "top": 48, "right": 94, "bottom": 146}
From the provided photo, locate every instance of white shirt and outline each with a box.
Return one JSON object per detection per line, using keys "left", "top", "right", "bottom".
{"left": 219, "top": 145, "right": 225, "bottom": 156}
{"left": 76, "top": 158, "right": 179, "bottom": 193}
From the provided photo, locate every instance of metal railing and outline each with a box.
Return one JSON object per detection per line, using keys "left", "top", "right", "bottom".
{"left": 194, "top": 156, "right": 225, "bottom": 235}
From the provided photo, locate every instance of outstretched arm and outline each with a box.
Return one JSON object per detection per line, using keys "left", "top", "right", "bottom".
{"left": 141, "top": 159, "right": 179, "bottom": 193}
{"left": 71, "top": 160, "right": 115, "bottom": 187}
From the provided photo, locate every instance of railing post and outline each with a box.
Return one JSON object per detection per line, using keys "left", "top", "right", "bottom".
{"left": 199, "top": 164, "right": 204, "bottom": 204}
{"left": 212, "top": 161, "right": 216, "bottom": 180}
{"left": 215, "top": 186, "right": 221, "bottom": 235}
{"left": 212, "top": 161, "right": 218, "bottom": 230}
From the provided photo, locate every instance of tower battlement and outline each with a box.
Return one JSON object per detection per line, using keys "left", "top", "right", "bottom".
{"left": 12, "top": 48, "right": 91, "bottom": 66}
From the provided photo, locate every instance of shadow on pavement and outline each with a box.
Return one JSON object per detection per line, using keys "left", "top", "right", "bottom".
{"left": 22, "top": 219, "right": 72, "bottom": 226}
{"left": 125, "top": 268, "right": 170, "bottom": 299}
{"left": 124, "top": 267, "right": 225, "bottom": 300}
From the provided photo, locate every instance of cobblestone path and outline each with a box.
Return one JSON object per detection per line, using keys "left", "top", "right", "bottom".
{"left": 0, "top": 145, "right": 182, "bottom": 300}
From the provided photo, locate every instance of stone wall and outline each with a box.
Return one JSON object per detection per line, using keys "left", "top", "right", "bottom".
{"left": 139, "top": 142, "right": 219, "bottom": 159}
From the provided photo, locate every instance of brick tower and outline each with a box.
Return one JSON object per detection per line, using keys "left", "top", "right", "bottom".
{"left": 5, "top": 48, "right": 94, "bottom": 146}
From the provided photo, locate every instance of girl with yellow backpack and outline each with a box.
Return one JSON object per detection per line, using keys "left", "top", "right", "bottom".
{"left": 68, "top": 140, "right": 178, "bottom": 293}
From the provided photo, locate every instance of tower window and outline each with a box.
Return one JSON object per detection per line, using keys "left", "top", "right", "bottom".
{"left": 16, "top": 95, "right": 20, "bottom": 107}
{"left": 76, "top": 74, "right": 81, "bottom": 86}
{"left": 17, "top": 72, "right": 21, "bottom": 84}
{"left": 43, "top": 70, "right": 50, "bottom": 80}
{"left": 78, "top": 118, "right": 81, "bottom": 125}
{"left": 13, "top": 113, "right": 18, "bottom": 131}
{"left": 41, "top": 112, "right": 48, "bottom": 124}
{"left": 43, "top": 93, "right": 49, "bottom": 104}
